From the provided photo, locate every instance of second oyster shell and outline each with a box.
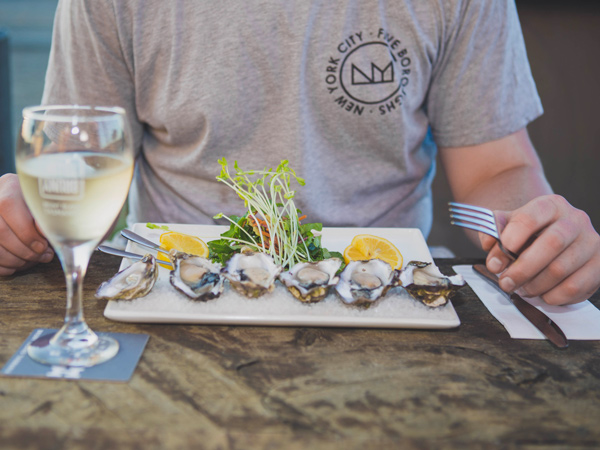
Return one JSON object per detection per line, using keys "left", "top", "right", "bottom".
{"left": 169, "top": 250, "right": 224, "bottom": 301}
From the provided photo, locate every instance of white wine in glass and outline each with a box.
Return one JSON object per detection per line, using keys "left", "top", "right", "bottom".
{"left": 16, "top": 105, "right": 134, "bottom": 367}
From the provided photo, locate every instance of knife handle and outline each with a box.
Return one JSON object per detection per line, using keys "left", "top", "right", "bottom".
{"left": 121, "top": 229, "right": 170, "bottom": 255}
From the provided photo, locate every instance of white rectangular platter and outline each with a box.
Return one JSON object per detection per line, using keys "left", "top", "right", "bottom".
{"left": 103, "top": 224, "right": 460, "bottom": 329}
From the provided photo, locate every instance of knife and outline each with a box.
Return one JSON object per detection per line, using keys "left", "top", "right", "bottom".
{"left": 97, "top": 245, "right": 173, "bottom": 268}
{"left": 472, "top": 264, "right": 568, "bottom": 349}
{"left": 121, "top": 229, "right": 171, "bottom": 256}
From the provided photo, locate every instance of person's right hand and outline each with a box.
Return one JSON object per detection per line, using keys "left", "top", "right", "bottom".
{"left": 0, "top": 174, "right": 54, "bottom": 276}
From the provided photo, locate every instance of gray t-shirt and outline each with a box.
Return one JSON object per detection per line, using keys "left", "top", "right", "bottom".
{"left": 42, "top": 0, "right": 542, "bottom": 238}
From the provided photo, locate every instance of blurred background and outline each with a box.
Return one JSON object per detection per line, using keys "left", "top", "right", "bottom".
{"left": 1, "top": 0, "right": 598, "bottom": 257}
{"left": 0, "top": 0, "right": 58, "bottom": 175}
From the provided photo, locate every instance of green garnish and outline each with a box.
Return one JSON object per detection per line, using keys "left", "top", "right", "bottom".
{"left": 208, "top": 158, "right": 342, "bottom": 268}
{"left": 146, "top": 223, "right": 171, "bottom": 231}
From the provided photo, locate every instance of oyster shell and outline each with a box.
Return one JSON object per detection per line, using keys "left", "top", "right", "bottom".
{"left": 222, "top": 252, "right": 282, "bottom": 298}
{"left": 279, "top": 258, "right": 342, "bottom": 303}
{"left": 169, "top": 250, "right": 224, "bottom": 301}
{"left": 398, "top": 261, "right": 465, "bottom": 307}
{"left": 95, "top": 254, "right": 158, "bottom": 300}
{"left": 335, "top": 259, "right": 398, "bottom": 306}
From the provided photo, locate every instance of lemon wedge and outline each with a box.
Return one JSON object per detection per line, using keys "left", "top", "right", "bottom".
{"left": 343, "top": 234, "right": 403, "bottom": 269}
{"left": 156, "top": 231, "right": 209, "bottom": 268}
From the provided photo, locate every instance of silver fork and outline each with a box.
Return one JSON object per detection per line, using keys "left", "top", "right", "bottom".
{"left": 448, "top": 202, "right": 518, "bottom": 261}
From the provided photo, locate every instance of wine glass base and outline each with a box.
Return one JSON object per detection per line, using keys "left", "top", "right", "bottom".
{"left": 27, "top": 332, "right": 120, "bottom": 367}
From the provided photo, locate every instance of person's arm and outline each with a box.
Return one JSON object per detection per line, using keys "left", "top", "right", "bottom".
{"left": 440, "top": 128, "right": 600, "bottom": 305}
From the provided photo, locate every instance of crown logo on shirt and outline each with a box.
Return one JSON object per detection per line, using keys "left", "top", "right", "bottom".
{"left": 325, "top": 29, "right": 412, "bottom": 114}
{"left": 351, "top": 62, "right": 395, "bottom": 85}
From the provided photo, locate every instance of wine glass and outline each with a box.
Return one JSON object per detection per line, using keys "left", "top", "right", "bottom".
{"left": 16, "top": 105, "right": 134, "bottom": 367}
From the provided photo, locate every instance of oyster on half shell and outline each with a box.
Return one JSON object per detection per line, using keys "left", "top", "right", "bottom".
{"left": 222, "top": 252, "right": 282, "bottom": 298}
{"left": 95, "top": 254, "right": 158, "bottom": 300}
{"left": 279, "top": 258, "right": 342, "bottom": 303}
{"left": 169, "top": 250, "right": 224, "bottom": 301}
{"left": 398, "top": 261, "right": 465, "bottom": 307}
{"left": 335, "top": 259, "right": 398, "bottom": 306}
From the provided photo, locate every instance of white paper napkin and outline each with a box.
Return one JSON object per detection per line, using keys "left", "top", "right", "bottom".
{"left": 453, "top": 265, "right": 600, "bottom": 340}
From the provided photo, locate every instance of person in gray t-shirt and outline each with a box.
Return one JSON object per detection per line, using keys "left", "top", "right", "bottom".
{"left": 0, "top": 0, "right": 598, "bottom": 305}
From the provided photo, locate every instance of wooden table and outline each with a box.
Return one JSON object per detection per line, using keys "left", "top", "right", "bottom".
{"left": 1, "top": 253, "right": 599, "bottom": 449}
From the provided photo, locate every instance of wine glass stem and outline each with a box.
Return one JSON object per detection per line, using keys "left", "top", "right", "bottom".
{"left": 28, "top": 239, "right": 120, "bottom": 367}
{"left": 57, "top": 243, "right": 95, "bottom": 336}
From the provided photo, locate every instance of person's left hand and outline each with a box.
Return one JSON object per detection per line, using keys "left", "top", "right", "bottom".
{"left": 480, "top": 194, "right": 600, "bottom": 305}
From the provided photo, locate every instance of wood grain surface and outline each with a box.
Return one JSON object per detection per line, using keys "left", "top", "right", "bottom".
{"left": 1, "top": 253, "right": 599, "bottom": 449}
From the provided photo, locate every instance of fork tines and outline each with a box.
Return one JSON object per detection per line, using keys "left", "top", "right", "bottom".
{"left": 448, "top": 202, "right": 499, "bottom": 239}
{"left": 448, "top": 202, "right": 520, "bottom": 261}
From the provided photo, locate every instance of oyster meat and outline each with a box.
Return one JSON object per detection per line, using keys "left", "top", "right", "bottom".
{"left": 222, "top": 252, "right": 282, "bottom": 298}
{"left": 279, "top": 258, "right": 342, "bottom": 303}
{"left": 95, "top": 254, "right": 158, "bottom": 300}
{"left": 169, "top": 250, "right": 224, "bottom": 301}
{"left": 335, "top": 259, "right": 398, "bottom": 306}
{"left": 398, "top": 261, "right": 465, "bottom": 307}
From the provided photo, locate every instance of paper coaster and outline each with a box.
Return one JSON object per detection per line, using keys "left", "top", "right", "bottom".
{"left": 1, "top": 328, "right": 149, "bottom": 382}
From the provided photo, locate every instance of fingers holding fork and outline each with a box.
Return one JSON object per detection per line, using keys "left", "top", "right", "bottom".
{"left": 451, "top": 196, "right": 600, "bottom": 305}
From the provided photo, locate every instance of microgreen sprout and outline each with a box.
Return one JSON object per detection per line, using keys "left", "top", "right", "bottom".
{"left": 213, "top": 158, "right": 313, "bottom": 267}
